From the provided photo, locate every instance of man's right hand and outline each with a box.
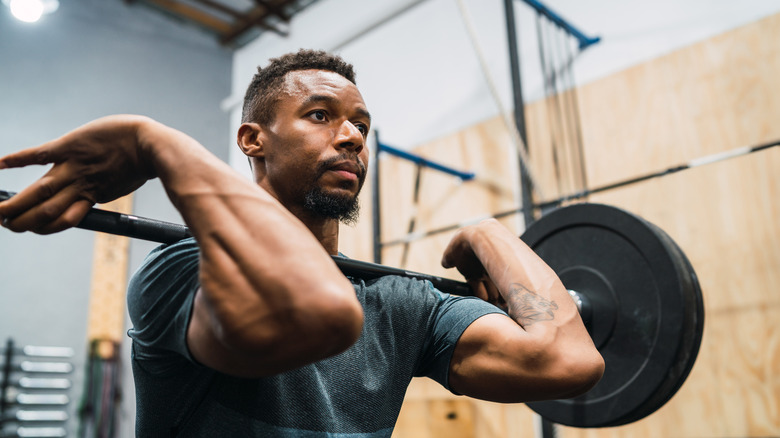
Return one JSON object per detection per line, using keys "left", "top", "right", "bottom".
{"left": 0, "top": 115, "right": 159, "bottom": 234}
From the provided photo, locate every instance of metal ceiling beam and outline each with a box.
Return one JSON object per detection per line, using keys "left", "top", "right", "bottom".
{"left": 220, "top": 5, "right": 289, "bottom": 45}
{"left": 330, "top": 0, "right": 431, "bottom": 51}
{"left": 135, "top": 0, "right": 233, "bottom": 34}
{"left": 191, "top": 0, "right": 244, "bottom": 20}
{"left": 253, "top": 0, "right": 291, "bottom": 21}
{"left": 128, "top": 0, "right": 308, "bottom": 46}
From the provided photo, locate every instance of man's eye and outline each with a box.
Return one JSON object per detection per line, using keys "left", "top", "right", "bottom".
{"left": 310, "top": 110, "right": 327, "bottom": 121}
{"left": 355, "top": 123, "right": 368, "bottom": 136}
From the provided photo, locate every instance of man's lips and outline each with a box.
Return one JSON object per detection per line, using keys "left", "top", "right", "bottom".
{"left": 327, "top": 161, "right": 363, "bottom": 181}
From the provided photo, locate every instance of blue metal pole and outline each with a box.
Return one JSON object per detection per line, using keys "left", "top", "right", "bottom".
{"left": 519, "top": 0, "right": 600, "bottom": 50}
{"left": 372, "top": 131, "right": 383, "bottom": 263}
{"left": 377, "top": 142, "right": 476, "bottom": 181}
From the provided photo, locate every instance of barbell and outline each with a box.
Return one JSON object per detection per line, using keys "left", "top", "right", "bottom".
{"left": 0, "top": 190, "right": 704, "bottom": 428}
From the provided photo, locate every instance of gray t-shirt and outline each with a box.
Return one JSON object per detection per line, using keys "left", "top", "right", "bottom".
{"left": 127, "top": 238, "right": 503, "bottom": 437}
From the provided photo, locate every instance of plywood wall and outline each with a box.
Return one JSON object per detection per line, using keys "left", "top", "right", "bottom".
{"left": 559, "top": 11, "right": 780, "bottom": 438}
{"left": 341, "top": 11, "right": 780, "bottom": 438}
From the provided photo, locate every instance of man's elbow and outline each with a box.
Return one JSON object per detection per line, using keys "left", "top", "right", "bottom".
{"left": 265, "top": 287, "right": 364, "bottom": 358}
{"left": 311, "top": 292, "right": 364, "bottom": 355}
{"left": 557, "top": 348, "right": 605, "bottom": 398}
{"left": 213, "top": 283, "right": 364, "bottom": 375}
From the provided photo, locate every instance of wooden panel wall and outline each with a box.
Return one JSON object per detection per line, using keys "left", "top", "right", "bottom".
{"left": 559, "top": 11, "right": 780, "bottom": 438}
{"left": 87, "top": 195, "right": 133, "bottom": 358}
{"left": 341, "top": 11, "right": 780, "bottom": 438}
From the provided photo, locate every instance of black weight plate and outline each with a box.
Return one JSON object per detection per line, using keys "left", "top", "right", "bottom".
{"left": 616, "top": 220, "right": 704, "bottom": 425}
{"left": 521, "top": 204, "right": 704, "bottom": 428}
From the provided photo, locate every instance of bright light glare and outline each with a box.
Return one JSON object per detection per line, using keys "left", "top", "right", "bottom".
{"left": 9, "top": 0, "right": 45, "bottom": 23}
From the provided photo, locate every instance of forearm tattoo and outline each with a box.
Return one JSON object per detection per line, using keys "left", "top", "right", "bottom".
{"left": 506, "top": 283, "right": 558, "bottom": 326}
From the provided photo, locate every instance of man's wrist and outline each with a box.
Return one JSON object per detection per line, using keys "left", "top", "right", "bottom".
{"left": 132, "top": 116, "right": 160, "bottom": 173}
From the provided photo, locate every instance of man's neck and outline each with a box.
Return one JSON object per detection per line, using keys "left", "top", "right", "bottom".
{"left": 253, "top": 178, "right": 341, "bottom": 255}
{"left": 288, "top": 205, "right": 340, "bottom": 255}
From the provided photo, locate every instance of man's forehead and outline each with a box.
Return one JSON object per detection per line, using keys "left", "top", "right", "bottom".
{"left": 283, "top": 69, "right": 363, "bottom": 100}
{"left": 276, "top": 69, "right": 370, "bottom": 122}
{"left": 285, "top": 69, "right": 345, "bottom": 84}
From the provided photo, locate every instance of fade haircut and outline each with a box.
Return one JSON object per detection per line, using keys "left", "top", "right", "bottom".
{"left": 241, "top": 49, "right": 357, "bottom": 126}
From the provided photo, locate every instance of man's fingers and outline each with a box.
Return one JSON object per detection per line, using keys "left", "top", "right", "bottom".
{"left": 0, "top": 141, "right": 66, "bottom": 221}
{"left": 467, "top": 279, "right": 489, "bottom": 302}
{"left": 466, "top": 276, "right": 506, "bottom": 310}
{"left": 485, "top": 280, "right": 507, "bottom": 311}
{"left": 0, "top": 141, "right": 61, "bottom": 169}
{"left": 440, "top": 241, "right": 457, "bottom": 269}
{"left": 37, "top": 200, "right": 93, "bottom": 234}
{"left": 441, "top": 228, "right": 468, "bottom": 269}
{"left": 0, "top": 175, "right": 69, "bottom": 221}
{"left": 0, "top": 186, "right": 87, "bottom": 233}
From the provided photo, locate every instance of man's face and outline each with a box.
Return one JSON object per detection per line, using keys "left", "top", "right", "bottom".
{"left": 257, "top": 69, "right": 371, "bottom": 223}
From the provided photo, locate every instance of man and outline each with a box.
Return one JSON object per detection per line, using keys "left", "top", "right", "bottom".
{"left": 0, "top": 50, "right": 603, "bottom": 436}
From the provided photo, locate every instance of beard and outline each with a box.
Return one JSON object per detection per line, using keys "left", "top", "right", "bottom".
{"left": 302, "top": 154, "right": 366, "bottom": 226}
{"left": 303, "top": 186, "right": 361, "bottom": 226}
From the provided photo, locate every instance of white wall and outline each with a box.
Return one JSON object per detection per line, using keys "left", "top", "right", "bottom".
{"left": 228, "top": 0, "right": 780, "bottom": 171}
{"left": 0, "top": 2, "right": 231, "bottom": 436}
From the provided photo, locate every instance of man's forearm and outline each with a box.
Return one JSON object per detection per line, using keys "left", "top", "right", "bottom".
{"left": 459, "top": 220, "right": 579, "bottom": 332}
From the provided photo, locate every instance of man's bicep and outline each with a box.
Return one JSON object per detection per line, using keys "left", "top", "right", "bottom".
{"left": 417, "top": 294, "right": 505, "bottom": 388}
{"left": 447, "top": 313, "right": 547, "bottom": 402}
{"left": 449, "top": 311, "right": 601, "bottom": 403}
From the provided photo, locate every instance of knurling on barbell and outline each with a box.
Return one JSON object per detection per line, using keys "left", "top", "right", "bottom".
{"left": 0, "top": 191, "right": 704, "bottom": 428}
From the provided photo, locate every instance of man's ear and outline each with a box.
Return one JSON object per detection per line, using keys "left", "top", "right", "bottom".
{"left": 237, "top": 123, "right": 266, "bottom": 159}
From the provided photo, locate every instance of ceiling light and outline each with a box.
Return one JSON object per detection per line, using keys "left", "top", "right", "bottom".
{"left": 3, "top": 0, "right": 58, "bottom": 23}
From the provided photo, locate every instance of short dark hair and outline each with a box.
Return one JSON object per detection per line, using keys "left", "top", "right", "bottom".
{"left": 241, "top": 49, "right": 357, "bottom": 126}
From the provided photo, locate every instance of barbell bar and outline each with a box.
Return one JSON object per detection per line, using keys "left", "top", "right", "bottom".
{"left": 381, "top": 139, "right": 779, "bottom": 248}
{"left": 0, "top": 190, "right": 704, "bottom": 428}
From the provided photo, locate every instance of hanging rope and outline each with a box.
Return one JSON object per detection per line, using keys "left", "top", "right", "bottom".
{"left": 455, "top": 0, "right": 546, "bottom": 205}
{"left": 535, "top": 11, "right": 589, "bottom": 198}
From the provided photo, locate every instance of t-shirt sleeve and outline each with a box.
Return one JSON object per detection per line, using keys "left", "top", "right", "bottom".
{"left": 126, "top": 238, "right": 201, "bottom": 373}
{"left": 416, "top": 283, "right": 507, "bottom": 391}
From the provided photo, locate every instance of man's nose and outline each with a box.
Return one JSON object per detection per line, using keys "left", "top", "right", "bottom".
{"left": 336, "top": 120, "right": 364, "bottom": 154}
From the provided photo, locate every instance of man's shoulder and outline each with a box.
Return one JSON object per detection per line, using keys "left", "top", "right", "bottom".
{"left": 131, "top": 237, "right": 199, "bottom": 281}
{"left": 358, "top": 274, "right": 445, "bottom": 300}
{"left": 127, "top": 237, "right": 200, "bottom": 312}
{"left": 354, "top": 274, "right": 463, "bottom": 326}
{"left": 127, "top": 237, "right": 201, "bottom": 363}
{"left": 144, "top": 237, "right": 199, "bottom": 264}
{"left": 357, "top": 273, "right": 505, "bottom": 321}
